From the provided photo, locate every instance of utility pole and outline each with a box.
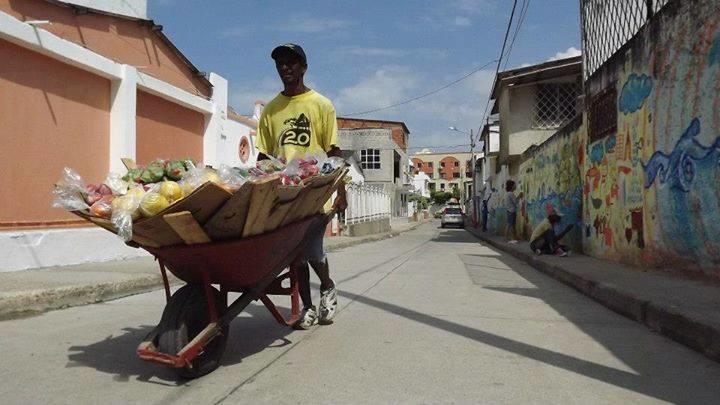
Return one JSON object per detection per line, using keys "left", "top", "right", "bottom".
{"left": 469, "top": 128, "right": 478, "bottom": 227}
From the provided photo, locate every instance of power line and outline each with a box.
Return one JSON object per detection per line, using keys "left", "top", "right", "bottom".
{"left": 502, "top": 0, "right": 531, "bottom": 70}
{"left": 342, "top": 59, "right": 498, "bottom": 117}
{"left": 480, "top": 0, "right": 519, "bottom": 139}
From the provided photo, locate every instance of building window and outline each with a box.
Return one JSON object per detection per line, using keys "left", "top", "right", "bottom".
{"left": 440, "top": 183, "right": 445, "bottom": 190}
{"left": 429, "top": 182, "right": 436, "bottom": 191}
{"left": 453, "top": 172, "right": 460, "bottom": 178}
{"left": 465, "top": 172, "right": 472, "bottom": 178}
{"left": 440, "top": 162, "right": 445, "bottom": 168}
{"left": 532, "top": 82, "right": 581, "bottom": 129}
{"left": 361, "top": 149, "right": 381, "bottom": 170}
{"left": 417, "top": 162, "right": 423, "bottom": 168}
{"left": 427, "top": 162, "right": 433, "bottom": 168}
{"left": 454, "top": 161, "right": 459, "bottom": 167}
{"left": 589, "top": 85, "right": 618, "bottom": 142}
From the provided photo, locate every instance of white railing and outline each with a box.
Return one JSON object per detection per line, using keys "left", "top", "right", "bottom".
{"left": 344, "top": 183, "right": 391, "bottom": 225}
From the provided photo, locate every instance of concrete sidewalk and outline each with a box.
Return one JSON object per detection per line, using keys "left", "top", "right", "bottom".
{"left": 464, "top": 224, "right": 720, "bottom": 364}
{"left": 0, "top": 218, "right": 424, "bottom": 320}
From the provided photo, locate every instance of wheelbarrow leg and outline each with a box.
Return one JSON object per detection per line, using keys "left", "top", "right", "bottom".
{"left": 259, "top": 266, "right": 301, "bottom": 326}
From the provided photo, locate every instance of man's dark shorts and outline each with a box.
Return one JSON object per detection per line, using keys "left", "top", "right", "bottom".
{"left": 507, "top": 211, "right": 517, "bottom": 227}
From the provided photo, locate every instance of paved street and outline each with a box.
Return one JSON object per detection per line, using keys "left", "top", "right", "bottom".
{"left": 1, "top": 222, "right": 719, "bottom": 404}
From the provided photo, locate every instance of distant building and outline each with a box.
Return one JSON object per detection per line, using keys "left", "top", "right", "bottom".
{"left": 337, "top": 118, "right": 412, "bottom": 217}
{"left": 410, "top": 150, "right": 479, "bottom": 202}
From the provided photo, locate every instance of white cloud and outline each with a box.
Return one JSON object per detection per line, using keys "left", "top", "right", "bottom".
{"left": 229, "top": 76, "right": 280, "bottom": 116}
{"left": 453, "top": 0, "right": 493, "bottom": 15}
{"left": 340, "top": 47, "right": 405, "bottom": 57}
{"left": 334, "top": 66, "right": 419, "bottom": 115}
{"left": 548, "top": 46, "right": 581, "bottom": 61}
{"left": 284, "top": 18, "right": 353, "bottom": 33}
{"left": 454, "top": 16, "right": 471, "bottom": 26}
{"left": 333, "top": 65, "right": 495, "bottom": 152}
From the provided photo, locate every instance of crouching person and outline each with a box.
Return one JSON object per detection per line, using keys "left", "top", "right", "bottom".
{"left": 529, "top": 208, "right": 573, "bottom": 257}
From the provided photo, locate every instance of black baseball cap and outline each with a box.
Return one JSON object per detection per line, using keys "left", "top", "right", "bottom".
{"left": 271, "top": 43, "right": 307, "bottom": 66}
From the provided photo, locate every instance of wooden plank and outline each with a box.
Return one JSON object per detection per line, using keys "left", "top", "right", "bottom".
{"left": 279, "top": 169, "right": 345, "bottom": 226}
{"left": 72, "top": 211, "right": 162, "bottom": 248}
{"left": 203, "top": 181, "right": 253, "bottom": 240}
{"left": 263, "top": 185, "right": 304, "bottom": 232}
{"left": 294, "top": 169, "right": 345, "bottom": 219}
{"left": 241, "top": 176, "right": 281, "bottom": 237}
{"left": 163, "top": 211, "right": 211, "bottom": 245}
{"left": 121, "top": 158, "right": 137, "bottom": 170}
{"left": 133, "top": 182, "right": 232, "bottom": 246}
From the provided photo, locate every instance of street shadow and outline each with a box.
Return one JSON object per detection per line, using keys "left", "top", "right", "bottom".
{"left": 334, "top": 285, "right": 718, "bottom": 405}
{"left": 458, "top": 248, "right": 720, "bottom": 404}
{"left": 432, "top": 229, "right": 475, "bottom": 244}
{"left": 312, "top": 226, "right": 720, "bottom": 404}
{"left": 65, "top": 302, "right": 295, "bottom": 384}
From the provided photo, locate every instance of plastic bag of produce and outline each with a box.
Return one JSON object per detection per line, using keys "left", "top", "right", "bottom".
{"left": 90, "top": 195, "right": 114, "bottom": 218}
{"left": 217, "top": 164, "right": 247, "bottom": 192}
{"left": 138, "top": 183, "right": 171, "bottom": 218}
{"left": 111, "top": 187, "right": 143, "bottom": 241}
{"left": 52, "top": 167, "right": 90, "bottom": 211}
{"left": 180, "top": 163, "right": 222, "bottom": 194}
{"left": 104, "top": 172, "right": 129, "bottom": 195}
{"left": 321, "top": 157, "right": 346, "bottom": 174}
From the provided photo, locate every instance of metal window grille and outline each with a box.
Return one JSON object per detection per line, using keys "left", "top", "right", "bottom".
{"left": 532, "top": 83, "right": 581, "bottom": 129}
{"left": 360, "top": 149, "right": 381, "bottom": 169}
{"left": 588, "top": 85, "right": 617, "bottom": 142}
{"left": 581, "top": 0, "right": 675, "bottom": 80}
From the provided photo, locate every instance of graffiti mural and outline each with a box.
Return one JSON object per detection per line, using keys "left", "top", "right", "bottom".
{"left": 618, "top": 73, "right": 653, "bottom": 114}
{"left": 582, "top": 1, "right": 720, "bottom": 274}
{"left": 644, "top": 118, "right": 720, "bottom": 191}
{"left": 518, "top": 121, "right": 583, "bottom": 252}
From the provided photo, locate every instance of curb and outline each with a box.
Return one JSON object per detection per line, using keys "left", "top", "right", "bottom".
{"left": 465, "top": 225, "right": 720, "bottom": 364}
{"left": 0, "top": 274, "right": 172, "bottom": 320}
{"left": 0, "top": 221, "right": 427, "bottom": 321}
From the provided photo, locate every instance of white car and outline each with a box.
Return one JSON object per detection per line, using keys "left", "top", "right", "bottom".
{"left": 441, "top": 206, "right": 464, "bottom": 228}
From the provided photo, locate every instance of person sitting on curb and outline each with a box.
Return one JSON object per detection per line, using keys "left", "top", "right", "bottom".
{"left": 529, "top": 208, "right": 573, "bottom": 257}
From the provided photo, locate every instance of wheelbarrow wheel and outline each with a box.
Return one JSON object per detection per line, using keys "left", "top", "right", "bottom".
{"left": 157, "top": 284, "right": 229, "bottom": 379}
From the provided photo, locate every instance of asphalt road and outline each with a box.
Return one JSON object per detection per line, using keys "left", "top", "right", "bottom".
{"left": 2, "top": 222, "right": 720, "bottom": 404}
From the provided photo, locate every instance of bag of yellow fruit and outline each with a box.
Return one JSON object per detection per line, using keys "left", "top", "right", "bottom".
{"left": 158, "top": 180, "right": 184, "bottom": 203}
{"left": 110, "top": 185, "right": 144, "bottom": 241}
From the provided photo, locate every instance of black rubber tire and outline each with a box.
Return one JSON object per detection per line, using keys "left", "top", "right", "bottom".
{"left": 157, "top": 284, "right": 229, "bottom": 379}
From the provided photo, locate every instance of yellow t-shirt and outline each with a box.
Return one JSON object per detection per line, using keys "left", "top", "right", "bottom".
{"left": 256, "top": 89, "right": 338, "bottom": 161}
{"left": 530, "top": 218, "right": 553, "bottom": 243}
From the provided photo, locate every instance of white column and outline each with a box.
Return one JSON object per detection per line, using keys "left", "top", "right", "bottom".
{"left": 109, "top": 65, "right": 137, "bottom": 173}
{"left": 204, "top": 73, "right": 229, "bottom": 167}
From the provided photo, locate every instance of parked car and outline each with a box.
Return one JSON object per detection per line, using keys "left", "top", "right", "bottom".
{"left": 441, "top": 207, "right": 464, "bottom": 228}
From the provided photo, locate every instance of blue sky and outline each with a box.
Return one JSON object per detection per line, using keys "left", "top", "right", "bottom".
{"left": 149, "top": 0, "right": 580, "bottom": 152}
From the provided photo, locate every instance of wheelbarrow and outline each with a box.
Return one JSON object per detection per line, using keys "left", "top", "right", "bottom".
{"left": 136, "top": 214, "right": 329, "bottom": 379}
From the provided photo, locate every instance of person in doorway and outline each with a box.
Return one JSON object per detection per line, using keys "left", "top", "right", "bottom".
{"left": 504, "top": 180, "right": 523, "bottom": 243}
{"left": 529, "top": 208, "right": 574, "bottom": 257}
{"left": 481, "top": 187, "right": 495, "bottom": 232}
{"left": 256, "top": 43, "right": 347, "bottom": 329}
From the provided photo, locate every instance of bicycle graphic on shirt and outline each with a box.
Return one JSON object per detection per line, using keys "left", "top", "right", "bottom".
{"left": 279, "top": 113, "right": 312, "bottom": 147}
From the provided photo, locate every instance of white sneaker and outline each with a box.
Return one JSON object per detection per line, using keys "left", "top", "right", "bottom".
{"left": 293, "top": 306, "right": 318, "bottom": 330}
{"left": 318, "top": 286, "right": 338, "bottom": 325}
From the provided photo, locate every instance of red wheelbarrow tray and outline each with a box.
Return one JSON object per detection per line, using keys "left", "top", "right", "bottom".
{"left": 135, "top": 213, "right": 329, "bottom": 371}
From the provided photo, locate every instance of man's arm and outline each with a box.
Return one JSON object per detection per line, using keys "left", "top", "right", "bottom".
{"left": 327, "top": 146, "right": 348, "bottom": 211}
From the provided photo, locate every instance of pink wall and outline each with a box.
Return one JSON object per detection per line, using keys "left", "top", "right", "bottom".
{"left": 136, "top": 91, "right": 204, "bottom": 165}
{"left": 0, "top": 39, "right": 110, "bottom": 226}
